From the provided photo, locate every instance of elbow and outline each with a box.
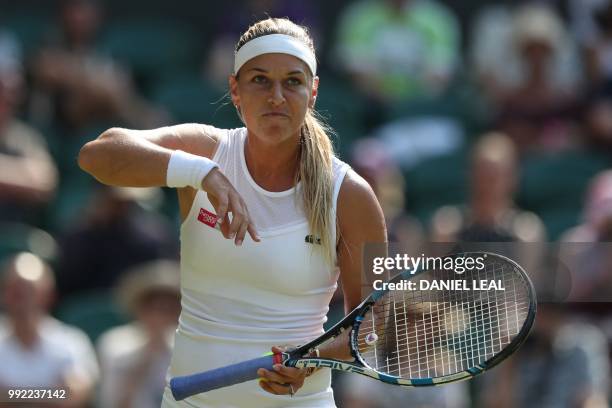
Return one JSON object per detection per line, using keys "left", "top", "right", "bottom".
{"left": 77, "top": 141, "right": 95, "bottom": 174}
{"left": 77, "top": 140, "right": 105, "bottom": 177}
{"left": 77, "top": 127, "right": 123, "bottom": 175}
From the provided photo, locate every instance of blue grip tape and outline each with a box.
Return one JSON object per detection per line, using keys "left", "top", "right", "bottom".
{"left": 170, "top": 354, "right": 275, "bottom": 401}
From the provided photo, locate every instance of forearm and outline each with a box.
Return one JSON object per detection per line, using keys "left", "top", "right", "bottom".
{"left": 317, "top": 329, "right": 353, "bottom": 361}
{"left": 78, "top": 127, "right": 173, "bottom": 187}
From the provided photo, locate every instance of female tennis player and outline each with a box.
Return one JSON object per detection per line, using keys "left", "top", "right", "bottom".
{"left": 78, "top": 17, "right": 386, "bottom": 407}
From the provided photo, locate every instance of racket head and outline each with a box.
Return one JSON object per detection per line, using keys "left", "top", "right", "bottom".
{"left": 351, "top": 251, "right": 536, "bottom": 386}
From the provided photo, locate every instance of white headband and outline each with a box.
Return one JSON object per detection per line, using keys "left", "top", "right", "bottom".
{"left": 234, "top": 34, "right": 316, "bottom": 76}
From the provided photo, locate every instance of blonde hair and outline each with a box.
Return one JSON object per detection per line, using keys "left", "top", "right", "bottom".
{"left": 236, "top": 18, "right": 336, "bottom": 265}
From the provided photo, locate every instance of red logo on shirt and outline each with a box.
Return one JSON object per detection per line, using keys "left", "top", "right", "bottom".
{"left": 198, "top": 208, "right": 218, "bottom": 228}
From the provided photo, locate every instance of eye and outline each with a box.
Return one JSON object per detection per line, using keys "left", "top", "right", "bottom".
{"left": 252, "top": 75, "right": 268, "bottom": 84}
{"left": 286, "top": 77, "right": 302, "bottom": 86}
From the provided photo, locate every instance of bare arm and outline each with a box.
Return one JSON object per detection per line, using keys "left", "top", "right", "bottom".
{"left": 337, "top": 170, "right": 388, "bottom": 313}
{"left": 78, "top": 124, "right": 217, "bottom": 187}
{"left": 78, "top": 124, "right": 259, "bottom": 244}
{"left": 318, "top": 170, "right": 388, "bottom": 361}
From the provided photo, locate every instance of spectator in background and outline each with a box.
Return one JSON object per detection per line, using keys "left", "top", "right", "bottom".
{"left": 0, "top": 35, "right": 58, "bottom": 225}
{"left": 471, "top": 4, "right": 582, "bottom": 153}
{"left": 431, "top": 132, "right": 545, "bottom": 242}
{"left": 472, "top": 3, "right": 581, "bottom": 100}
{"left": 335, "top": 373, "right": 469, "bottom": 408}
{"left": 561, "top": 170, "right": 612, "bottom": 301}
{"left": 563, "top": 170, "right": 612, "bottom": 243}
{"left": 476, "top": 304, "right": 610, "bottom": 408}
{"left": 55, "top": 185, "right": 177, "bottom": 297}
{"left": 583, "top": 80, "right": 612, "bottom": 151}
{"left": 351, "top": 138, "right": 423, "bottom": 250}
{"left": 97, "top": 260, "right": 181, "bottom": 408}
{"left": 332, "top": 0, "right": 459, "bottom": 113}
{"left": 503, "top": 5, "right": 581, "bottom": 153}
{"left": 0, "top": 252, "right": 99, "bottom": 406}
{"left": 500, "top": 4, "right": 581, "bottom": 153}
{"left": 28, "top": 0, "right": 165, "bottom": 135}
{"left": 570, "top": 0, "right": 612, "bottom": 86}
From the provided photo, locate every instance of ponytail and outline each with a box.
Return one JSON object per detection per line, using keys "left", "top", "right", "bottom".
{"left": 299, "top": 111, "right": 336, "bottom": 266}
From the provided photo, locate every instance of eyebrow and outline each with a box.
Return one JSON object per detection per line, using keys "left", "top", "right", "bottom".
{"left": 247, "top": 68, "right": 306, "bottom": 76}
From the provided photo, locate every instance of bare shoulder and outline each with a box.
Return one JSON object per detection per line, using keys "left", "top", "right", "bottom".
{"left": 337, "top": 169, "right": 386, "bottom": 238}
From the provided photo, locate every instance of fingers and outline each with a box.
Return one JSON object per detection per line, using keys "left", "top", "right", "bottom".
{"left": 219, "top": 213, "right": 231, "bottom": 239}
{"left": 258, "top": 365, "right": 305, "bottom": 384}
{"left": 257, "top": 366, "right": 305, "bottom": 396}
{"left": 271, "top": 345, "right": 289, "bottom": 354}
{"left": 258, "top": 345, "right": 307, "bottom": 396}
{"left": 275, "top": 365, "right": 308, "bottom": 383}
{"left": 203, "top": 171, "right": 259, "bottom": 245}
{"left": 259, "top": 378, "right": 294, "bottom": 395}
{"left": 227, "top": 193, "right": 247, "bottom": 245}
{"left": 215, "top": 196, "right": 228, "bottom": 223}
{"left": 235, "top": 221, "right": 249, "bottom": 246}
{"left": 247, "top": 223, "right": 261, "bottom": 242}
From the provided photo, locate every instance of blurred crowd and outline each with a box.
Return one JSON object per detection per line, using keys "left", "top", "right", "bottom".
{"left": 0, "top": 0, "right": 612, "bottom": 407}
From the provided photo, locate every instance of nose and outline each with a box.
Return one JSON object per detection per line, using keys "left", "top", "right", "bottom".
{"left": 268, "top": 81, "right": 285, "bottom": 106}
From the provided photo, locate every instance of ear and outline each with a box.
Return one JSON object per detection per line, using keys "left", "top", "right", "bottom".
{"left": 229, "top": 74, "right": 240, "bottom": 107}
{"left": 309, "top": 76, "right": 319, "bottom": 109}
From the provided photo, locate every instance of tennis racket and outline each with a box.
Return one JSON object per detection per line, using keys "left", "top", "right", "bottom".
{"left": 170, "top": 251, "right": 536, "bottom": 401}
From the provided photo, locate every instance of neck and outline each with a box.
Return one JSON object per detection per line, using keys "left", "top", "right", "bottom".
{"left": 471, "top": 196, "right": 512, "bottom": 224}
{"left": 527, "top": 65, "right": 547, "bottom": 87}
{"left": 11, "top": 313, "right": 41, "bottom": 349}
{"left": 244, "top": 131, "right": 301, "bottom": 191}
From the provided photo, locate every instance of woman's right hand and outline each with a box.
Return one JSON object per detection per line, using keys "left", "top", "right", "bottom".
{"left": 202, "top": 168, "right": 260, "bottom": 246}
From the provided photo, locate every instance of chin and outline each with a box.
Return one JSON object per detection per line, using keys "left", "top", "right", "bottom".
{"left": 257, "top": 124, "right": 298, "bottom": 144}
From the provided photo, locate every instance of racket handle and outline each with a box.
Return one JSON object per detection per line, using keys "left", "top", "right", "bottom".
{"left": 170, "top": 354, "right": 280, "bottom": 401}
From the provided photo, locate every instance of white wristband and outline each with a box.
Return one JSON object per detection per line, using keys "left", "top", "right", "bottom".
{"left": 166, "top": 150, "right": 218, "bottom": 190}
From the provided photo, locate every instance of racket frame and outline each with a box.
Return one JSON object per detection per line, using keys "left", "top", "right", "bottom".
{"left": 284, "top": 252, "right": 537, "bottom": 386}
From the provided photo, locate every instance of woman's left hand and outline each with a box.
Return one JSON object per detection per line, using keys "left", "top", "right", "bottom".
{"left": 257, "top": 346, "right": 309, "bottom": 397}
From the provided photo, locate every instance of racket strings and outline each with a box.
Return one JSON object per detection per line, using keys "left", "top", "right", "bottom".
{"left": 357, "top": 258, "right": 531, "bottom": 380}
{"left": 359, "top": 301, "right": 526, "bottom": 371}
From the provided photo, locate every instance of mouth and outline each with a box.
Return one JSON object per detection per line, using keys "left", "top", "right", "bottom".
{"left": 262, "top": 112, "right": 290, "bottom": 118}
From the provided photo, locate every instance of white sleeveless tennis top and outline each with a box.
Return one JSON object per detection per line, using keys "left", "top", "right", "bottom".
{"left": 162, "top": 127, "right": 350, "bottom": 407}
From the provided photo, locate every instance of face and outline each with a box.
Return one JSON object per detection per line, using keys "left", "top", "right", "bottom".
{"left": 135, "top": 291, "right": 181, "bottom": 334}
{"left": 62, "top": 0, "right": 101, "bottom": 45}
{"left": 229, "top": 52, "right": 318, "bottom": 146}
{"left": 472, "top": 157, "right": 515, "bottom": 201}
{"left": 520, "top": 40, "right": 553, "bottom": 71}
{"left": 1, "top": 269, "right": 52, "bottom": 316}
